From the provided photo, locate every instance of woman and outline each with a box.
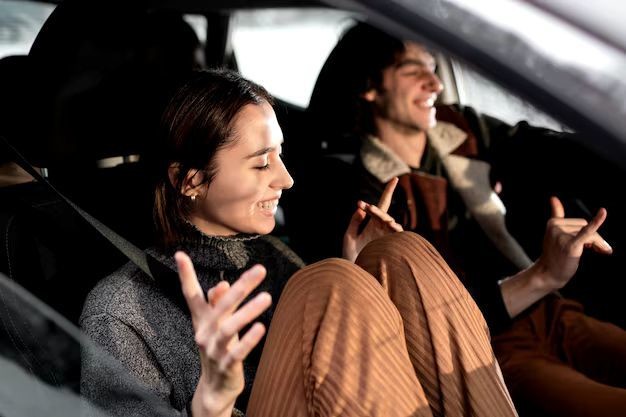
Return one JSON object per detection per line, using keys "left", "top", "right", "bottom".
{"left": 80, "top": 69, "right": 517, "bottom": 417}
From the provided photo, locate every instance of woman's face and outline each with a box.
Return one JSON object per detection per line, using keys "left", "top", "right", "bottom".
{"left": 187, "top": 101, "right": 294, "bottom": 236}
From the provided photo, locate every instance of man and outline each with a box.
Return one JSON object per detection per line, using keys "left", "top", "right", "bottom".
{"left": 289, "top": 22, "right": 626, "bottom": 417}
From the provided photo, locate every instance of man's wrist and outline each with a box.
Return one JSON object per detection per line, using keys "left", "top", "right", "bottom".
{"left": 499, "top": 261, "right": 557, "bottom": 318}
{"left": 529, "top": 259, "right": 560, "bottom": 292}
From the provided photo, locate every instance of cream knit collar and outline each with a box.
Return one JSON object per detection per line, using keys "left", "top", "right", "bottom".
{"left": 360, "top": 121, "right": 467, "bottom": 183}
{"left": 359, "top": 122, "right": 532, "bottom": 269}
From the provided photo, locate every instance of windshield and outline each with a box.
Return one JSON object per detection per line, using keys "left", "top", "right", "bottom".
{"left": 0, "top": 0, "right": 54, "bottom": 59}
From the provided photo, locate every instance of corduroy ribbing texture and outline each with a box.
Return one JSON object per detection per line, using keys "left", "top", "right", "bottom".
{"left": 247, "top": 232, "right": 517, "bottom": 417}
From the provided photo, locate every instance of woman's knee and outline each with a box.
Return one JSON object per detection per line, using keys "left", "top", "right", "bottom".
{"left": 286, "top": 257, "right": 382, "bottom": 299}
{"left": 355, "top": 232, "right": 471, "bottom": 308}
{"left": 356, "top": 232, "right": 443, "bottom": 265}
{"left": 279, "top": 258, "right": 402, "bottom": 325}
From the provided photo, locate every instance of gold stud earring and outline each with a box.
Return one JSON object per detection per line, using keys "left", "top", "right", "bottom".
{"left": 190, "top": 194, "right": 197, "bottom": 201}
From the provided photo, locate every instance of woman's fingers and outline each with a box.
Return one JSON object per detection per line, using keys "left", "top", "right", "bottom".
{"left": 175, "top": 251, "right": 207, "bottom": 323}
{"left": 215, "top": 292, "right": 272, "bottom": 351}
{"left": 219, "top": 322, "right": 267, "bottom": 372}
{"left": 378, "top": 177, "right": 398, "bottom": 212}
{"left": 177, "top": 256, "right": 272, "bottom": 381}
{"left": 212, "top": 265, "right": 267, "bottom": 320}
{"left": 208, "top": 281, "right": 230, "bottom": 307}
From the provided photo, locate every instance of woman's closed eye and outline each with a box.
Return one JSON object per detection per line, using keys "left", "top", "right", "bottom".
{"left": 254, "top": 151, "right": 284, "bottom": 170}
{"left": 254, "top": 156, "right": 270, "bottom": 170}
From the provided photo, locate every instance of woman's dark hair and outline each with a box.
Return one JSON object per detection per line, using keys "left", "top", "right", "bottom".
{"left": 308, "top": 22, "right": 405, "bottom": 138}
{"left": 154, "top": 69, "right": 273, "bottom": 248}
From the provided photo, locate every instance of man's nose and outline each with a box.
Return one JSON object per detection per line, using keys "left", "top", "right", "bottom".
{"left": 424, "top": 72, "right": 444, "bottom": 94}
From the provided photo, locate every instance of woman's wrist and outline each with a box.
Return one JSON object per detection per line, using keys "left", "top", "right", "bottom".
{"left": 190, "top": 375, "right": 237, "bottom": 417}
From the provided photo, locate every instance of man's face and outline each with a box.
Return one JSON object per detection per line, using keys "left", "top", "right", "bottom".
{"left": 367, "top": 42, "right": 443, "bottom": 134}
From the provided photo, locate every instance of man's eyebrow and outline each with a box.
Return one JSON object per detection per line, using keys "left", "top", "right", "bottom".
{"left": 395, "top": 58, "right": 436, "bottom": 70}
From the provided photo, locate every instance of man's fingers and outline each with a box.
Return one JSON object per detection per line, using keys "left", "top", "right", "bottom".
{"left": 551, "top": 218, "right": 589, "bottom": 227}
{"left": 558, "top": 225, "right": 588, "bottom": 235}
{"left": 347, "top": 204, "right": 367, "bottom": 235}
{"left": 572, "top": 208, "right": 609, "bottom": 250}
{"left": 366, "top": 204, "right": 395, "bottom": 225}
{"left": 212, "top": 264, "right": 267, "bottom": 319}
{"left": 215, "top": 292, "right": 272, "bottom": 351}
{"left": 550, "top": 196, "right": 565, "bottom": 219}
{"left": 219, "top": 323, "right": 266, "bottom": 372}
{"left": 175, "top": 251, "right": 206, "bottom": 321}
{"left": 574, "top": 208, "right": 607, "bottom": 240}
{"left": 588, "top": 234, "right": 613, "bottom": 254}
{"left": 378, "top": 177, "right": 398, "bottom": 212}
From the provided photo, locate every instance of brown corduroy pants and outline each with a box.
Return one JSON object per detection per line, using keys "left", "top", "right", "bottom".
{"left": 493, "top": 295, "right": 626, "bottom": 417}
{"left": 247, "top": 232, "right": 517, "bottom": 417}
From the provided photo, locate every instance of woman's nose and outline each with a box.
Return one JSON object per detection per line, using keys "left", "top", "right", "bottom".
{"left": 274, "top": 159, "right": 294, "bottom": 190}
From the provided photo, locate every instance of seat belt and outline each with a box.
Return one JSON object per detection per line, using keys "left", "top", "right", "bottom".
{"left": 1, "top": 135, "right": 187, "bottom": 311}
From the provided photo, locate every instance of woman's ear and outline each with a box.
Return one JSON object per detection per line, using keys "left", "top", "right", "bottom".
{"left": 362, "top": 88, "right": 377, "bottom": 103}
{"left": 168, "top": 163, "right": 205, "bottom": 198}
{"left": 181, "top": 168, "right": 206, "bottom": 198}
{"left": 167, "top": 163, "right": 180, "bottom": 190}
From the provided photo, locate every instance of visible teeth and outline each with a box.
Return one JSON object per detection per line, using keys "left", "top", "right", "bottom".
{"left": 418, "top": 97, "right": 435, "bottom": 108}
{"left": 259, "top": 200, "right": 277, "bottom": 210}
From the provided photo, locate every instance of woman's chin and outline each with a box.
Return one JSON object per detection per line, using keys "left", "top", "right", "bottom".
{"left": 248, "top": 219, "right": 276, "bottom": 236}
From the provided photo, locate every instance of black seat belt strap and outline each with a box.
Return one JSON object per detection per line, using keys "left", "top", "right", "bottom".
{"left": 1, "top": 135, "right": 186, "bottom": 310}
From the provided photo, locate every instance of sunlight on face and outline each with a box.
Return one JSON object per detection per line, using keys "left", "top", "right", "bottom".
{"left": 189, "top": 102, "right": 294, "bottom": 236}
{"left": 374, "top": 42, "right": 443, "bottom": 133}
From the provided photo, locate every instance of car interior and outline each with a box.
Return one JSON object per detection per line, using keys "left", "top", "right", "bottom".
{"left": 1, "top": 0, "right": 626, "bottom": 414}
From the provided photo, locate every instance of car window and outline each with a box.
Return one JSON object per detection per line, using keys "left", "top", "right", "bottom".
{"left": 331, "top": 0, "right": 626, "bottom": 164}
{"left": 0, "top": 273, "right": 173, "bottom": 417}
{"left": 452, "top": 59, "right": 568, "bottom": 130}
{"left": 230, "top": 8, "right": 356, "bottom": 108}
{"left": 0, "top": 0, "right": 54, "bottom": 59}
{"left": 183, "top": 13, "right": 207, "bottom": 68}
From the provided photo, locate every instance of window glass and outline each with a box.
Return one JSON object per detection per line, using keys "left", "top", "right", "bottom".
{"left": 230, "top": 9, "right": 356, "bottom": 108}
{"left": 366, "top": 0, "right": 626, "bottom": 162}
{"left": 446, "top": 0, "right": 626, "bottom": 82}
{"left": 0, "top": 0, "right": 55, "bottom": 59}
{"left": 452, "top": 60, "right": 567, "bottom": 130}
{"left": 183, "top": 14, "right": 207, "bottom": 45}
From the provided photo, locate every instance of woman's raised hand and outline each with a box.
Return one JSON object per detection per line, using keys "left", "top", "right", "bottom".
{"left": 535, "top": 196, "right": 613, "bottom": 291}
{"left": 175, "top": 252, "right": 272, "bottom": 417}
{"left": 342, "top": 177, "right": 403, "bottom": 263}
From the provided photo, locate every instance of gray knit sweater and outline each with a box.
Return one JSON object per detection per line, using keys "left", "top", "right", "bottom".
{"left": 80, "top": 227, "right": 304, "bottom": 416}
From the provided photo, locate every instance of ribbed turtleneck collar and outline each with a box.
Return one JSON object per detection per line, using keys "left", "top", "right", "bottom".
{"left": 146, "top": 222, "right": 262, "bottom": 276}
